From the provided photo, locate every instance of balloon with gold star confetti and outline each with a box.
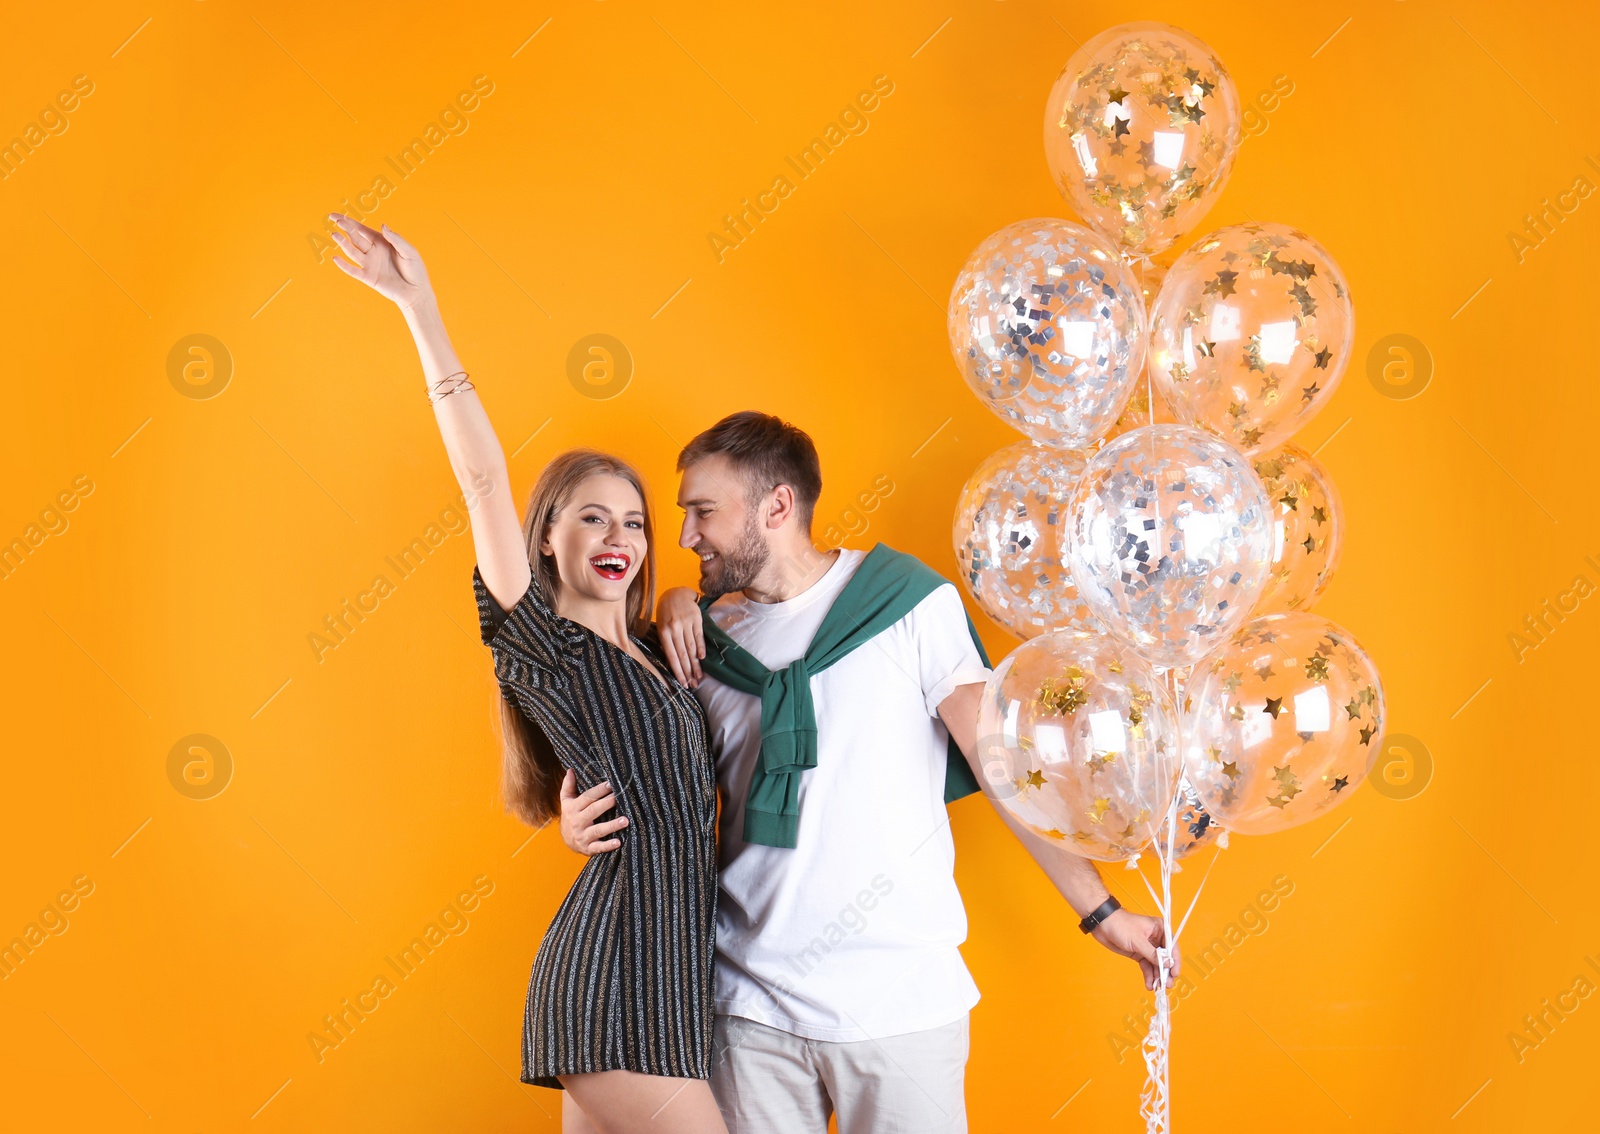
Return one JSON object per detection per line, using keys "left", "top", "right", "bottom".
{"left": 1180, "top": 612, "right": 1385, "bottom": 836}
{"left": 953, "top": 440, "right": 1100, "bottom": 639}
{"left": 1149, "top": 222, "right": 1354, "bottom": 455}
{"left": 947, "top": 217, "right": 1147, "bottom": 447}
{"left": 1067, "top": 423, "right": 1274, "bottom": 668}
{"left": 1043, "top": 22, "right": 1242, "bottom": 258}
{"left": 975, "top": 630, "right": 1181, "bottom": 862}
{"left": 1250, "top": 443, "right": 1345, "bottom": 614}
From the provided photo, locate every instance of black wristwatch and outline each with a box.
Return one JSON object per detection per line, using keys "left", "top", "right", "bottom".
{"left": 1078, "top": 895, "right": 1121, "bottom": 934}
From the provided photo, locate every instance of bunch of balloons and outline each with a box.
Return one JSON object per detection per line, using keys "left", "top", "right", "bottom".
{"left": 946, "top": 23, "right": 1385, "bottom": 1132}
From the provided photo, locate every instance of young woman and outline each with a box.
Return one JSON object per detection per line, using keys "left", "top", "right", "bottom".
{"left": 328, "top": 214, "right": 724, "bottom": 1134}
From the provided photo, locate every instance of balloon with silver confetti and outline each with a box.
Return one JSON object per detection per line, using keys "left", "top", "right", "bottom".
{"left": 975, "top": 629, "right": 1181, "bottom": 862}
{"left": 1149, "top": 222, "right": 1354, "bottom": 455}
{"left": 1067, "top": 423, "right": 1273, "bottom": 668}
{"left": 1043, "top": 22, "right": 1242, "bottom": 258}
{"left": 1181, "top": 612, "right": 1386, "bottom": 836}
{"left": 948, "top": 218, "right": 1146, "bottom": 447}
{"left": 1171, "top": 772, "right": 1224, "bottom": 860}
{"left": 952, "top": 440, "right": 1098, "bottom": 639}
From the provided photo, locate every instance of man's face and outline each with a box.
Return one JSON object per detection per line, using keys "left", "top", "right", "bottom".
{"left": 676, "top": 453, "right": 772, "bottom": 600}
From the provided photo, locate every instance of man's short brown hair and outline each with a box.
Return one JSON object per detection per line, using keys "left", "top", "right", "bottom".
{"left": 677, "top": 411, "right": 823, "bottom": 531}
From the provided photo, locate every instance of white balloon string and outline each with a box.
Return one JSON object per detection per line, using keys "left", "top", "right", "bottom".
{"left": 1145, "top": 350, "right": 1155, "bottom": 429}
{"left": 1138, "top": 788, "right": 1181, "bottom": 1133}
{"left": 1140, "top": 256, "right": 1155, "bottom": 428}
{"left": 1135, "top": 657, "right": 1224, "bottom": 1134}
{"left": 1175, "top": 843, "right": 1225, "bottom": 942}
{"left": 1133, "top": 858, "right": 1166, "bottom": 914}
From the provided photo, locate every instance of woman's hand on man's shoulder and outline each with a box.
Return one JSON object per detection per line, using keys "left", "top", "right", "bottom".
{"left": 654, "top": 587, "right": 705, "bottom": 687}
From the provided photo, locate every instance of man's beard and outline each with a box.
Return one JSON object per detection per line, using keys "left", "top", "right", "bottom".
{"left": 698, "top": 513, "right": 771, "bottom": 601}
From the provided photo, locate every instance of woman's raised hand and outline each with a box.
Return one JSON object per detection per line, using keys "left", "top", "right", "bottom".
{"left": 328, "top": 214, "right": 434, "bottom": 310}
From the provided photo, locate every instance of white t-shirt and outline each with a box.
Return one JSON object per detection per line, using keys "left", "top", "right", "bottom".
{"left": 695, "top": 548, "right": 993, "bottom": 1042}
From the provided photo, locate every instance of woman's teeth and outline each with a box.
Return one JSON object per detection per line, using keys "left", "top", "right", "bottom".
{"left": 590, "top": 554, "right": 629, "bottom": 579}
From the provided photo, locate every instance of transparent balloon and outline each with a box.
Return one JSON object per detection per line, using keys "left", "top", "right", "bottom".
{"left": 948, "top": 218, "right": 1146, "bottom": 447}
{"left": 1068, "top": 423, "right": 1273, "bottom": 668}
{"left": 1101, "top": 378, "right": 1177, "bottom": 446}
{"left": 1181, "top": 612, "right": 1386, "bottom": 836}
{"left": 976, "top": 631, "right": 1180, "bottom": 861}
{"left": 953, "top": 440, "right": 1098, "bottom": 639}
{"left": 1251, "top": 443, "right": 1344, "bottom": 614}
{"left": 1133, "top": 260, "right": 1168, "bottom": 316}
{"left": 1043, "top": 22, "right": 1242, "bottom": 258}
{"left": 1149, "top": 222, "right": 1354, "bottom": 455}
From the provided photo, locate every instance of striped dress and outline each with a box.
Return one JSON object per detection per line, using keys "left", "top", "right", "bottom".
{"left": 472, "top": 565, "right": 719, "bottom": 1089}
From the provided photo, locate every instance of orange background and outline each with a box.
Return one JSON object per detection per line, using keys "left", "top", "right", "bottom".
{"left": 3, "top": 0, "right": 1594, "bottom": 1129}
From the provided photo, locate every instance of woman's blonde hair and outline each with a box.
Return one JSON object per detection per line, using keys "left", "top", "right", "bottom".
{"left": 496, "top": 448, "right": 657, "bottom": 827}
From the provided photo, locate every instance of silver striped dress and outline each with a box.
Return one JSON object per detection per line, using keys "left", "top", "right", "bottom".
{"left": 472, "top": 565, "right": 718, "bottom": 1089}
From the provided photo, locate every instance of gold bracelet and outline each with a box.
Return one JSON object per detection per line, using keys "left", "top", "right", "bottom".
{"left": 428, "top": 370, "right": 475, "bottom": 403}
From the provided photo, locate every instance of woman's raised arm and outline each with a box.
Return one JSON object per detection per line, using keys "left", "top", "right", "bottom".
{"left": 328, "top": 214, "right": 531, "bottom": 610}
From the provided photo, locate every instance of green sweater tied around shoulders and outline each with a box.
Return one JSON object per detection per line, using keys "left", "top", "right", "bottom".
{"left": 695, "top": 542, "right": 989, "bottom": 849}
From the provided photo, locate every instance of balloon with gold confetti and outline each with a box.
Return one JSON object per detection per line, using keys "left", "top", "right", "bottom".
{"left": 975, "top": 630, "right": 1181, "bottom": 862}
{"left": 1149, "top": 222, "right": 1354, "bottom": 455}
{"left": 1043, "top": 22, "right": 1242, "bottom": 258}
{"left": 947, "top": 218, "right": 1147, "bottom": 447}
{"left": 1180, "top": 612, "right": 1385, "bottom": 836}
{"left": 1067, "top": 423, "right": 1273, "bottom": 668}
{"left": 1251, "top": 443, "right": 1344, "bottom": 614}
{"left": 953, "top": 440, "right": 1099, "bottom": 639}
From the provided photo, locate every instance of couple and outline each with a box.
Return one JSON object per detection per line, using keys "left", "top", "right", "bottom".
{"left": 330, "top": 214, "right": 1180, "bottom": 1134}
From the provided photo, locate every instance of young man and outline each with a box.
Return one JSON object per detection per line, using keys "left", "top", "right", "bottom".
{"left": 559, "top": 412, "right": 1178, "bottom": 1133}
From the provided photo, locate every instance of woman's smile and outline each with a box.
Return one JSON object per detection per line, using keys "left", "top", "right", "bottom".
{"left": 589, "top": 552, "right": 631, "bottom": 581}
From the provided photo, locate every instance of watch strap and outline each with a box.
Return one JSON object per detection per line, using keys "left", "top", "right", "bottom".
{"left": 1078, "top": 895, "right": 1121, "bottom": 934}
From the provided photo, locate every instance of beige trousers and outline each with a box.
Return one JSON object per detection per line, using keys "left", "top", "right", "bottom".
{"left": 710, "top": 1012, "right": 969, "bottom": 1134}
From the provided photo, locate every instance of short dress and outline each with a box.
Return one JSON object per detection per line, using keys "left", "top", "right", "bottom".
{"left": 471, "top": 565, "right": 719, "bottom": 1089}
